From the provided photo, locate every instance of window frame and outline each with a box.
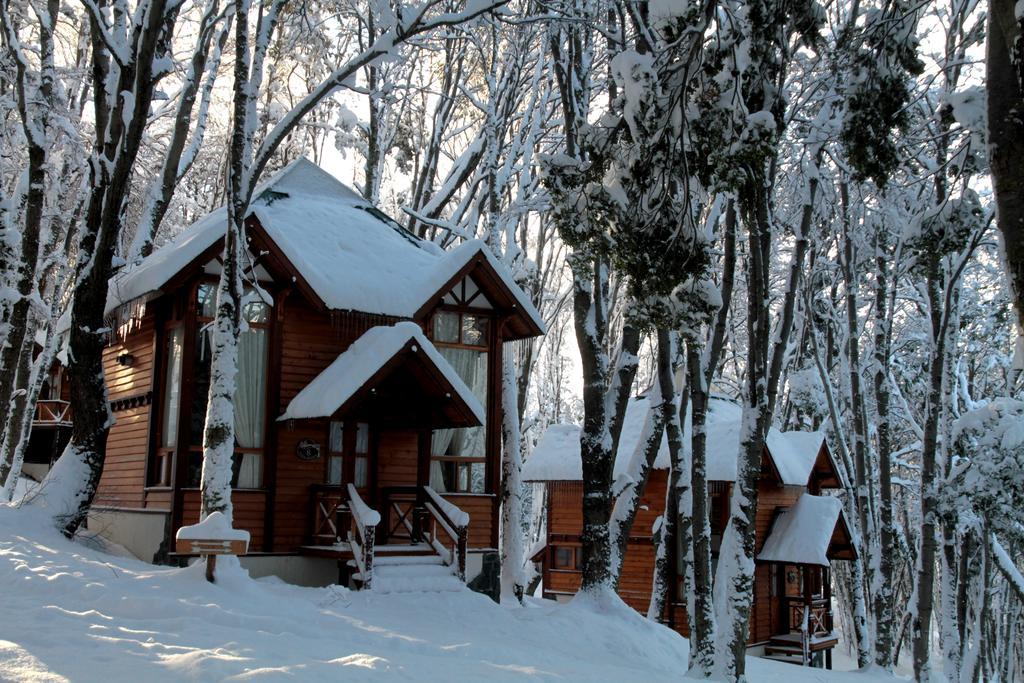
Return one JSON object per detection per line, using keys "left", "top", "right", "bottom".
{"left": 428, "top": 305, "right": 495, "bottom": 494}
{"left": 325, "top": 419, "right": 371, "bottom": 490}
{"left": 550, "top": 544, "right": 580, "bottom": 571}
{"left": 150, "top": 278, "right": 275, "bottom": 492}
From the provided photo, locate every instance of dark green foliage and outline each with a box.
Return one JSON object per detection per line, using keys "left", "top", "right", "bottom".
{"left": 840, "top": 4, "right": 924, "bottom": 188}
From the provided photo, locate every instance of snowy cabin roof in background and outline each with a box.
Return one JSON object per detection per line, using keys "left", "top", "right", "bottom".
{"left": 278, "top": 322, "right": 484, "bottom": 427}
{"left": 521, "top": 394, "right": 839, "bottom": 488}
{"left": 756, "top": 493, "right": 857, "bottom": 566}
{"left": 106, "top": 158, "right": 544, "bottom": 339}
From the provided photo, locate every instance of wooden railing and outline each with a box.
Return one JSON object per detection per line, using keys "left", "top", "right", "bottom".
{"left": 422, "top": 485, "right": 469, "bottom": 581}
{"left": 787, "top": 597, "right": 831, "bottom": 637}
{"left": 347, "top": 483, "right": 380, "bottom": 590}
{"left": 787, "top": 596, "right": 831, "bottom": 666}
{"left": 33, "top": 400, "right": 72, "bottom": 427}
{"left": 310, "top": 485, "right": 346, "bottom": 545}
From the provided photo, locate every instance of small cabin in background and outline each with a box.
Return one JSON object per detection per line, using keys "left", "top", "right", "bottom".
{"left": 523, "top": 394, "right": 855, "bottom": 668}
{"left": 34, "top": 158, "right": 544, "bottom": 593}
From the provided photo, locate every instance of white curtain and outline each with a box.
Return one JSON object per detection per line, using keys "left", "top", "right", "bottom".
{"left": 430, "top": 348, "right": 488, "bottom": 492}
{"left": 161, "top": 327, "right": 184, "bottom": 448}
{"left": 234, "top": 328, "right": 268, "bottom": 487}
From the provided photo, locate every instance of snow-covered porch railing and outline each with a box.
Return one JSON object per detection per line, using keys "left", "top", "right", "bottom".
{"left": 422, "top": 486, "right": 468, "bottom": 581}
{"left": 347, "top": 483, "right": 380, "bottom": 590}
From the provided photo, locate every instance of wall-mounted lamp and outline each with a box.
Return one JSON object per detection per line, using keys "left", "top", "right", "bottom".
{"left": 116, "top": 353, "right": 135, "bottom": 367}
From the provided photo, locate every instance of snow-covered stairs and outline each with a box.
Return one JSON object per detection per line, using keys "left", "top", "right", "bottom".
{"left": 352, "top": 551, "right": 465, "bottom": 594}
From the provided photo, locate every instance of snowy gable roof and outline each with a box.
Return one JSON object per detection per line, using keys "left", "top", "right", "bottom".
{"left": 757, "top": 494, "right": 855, "bottom": 566}
{"left": 522, "top": 395, "right": 743, "bottom": 483}
{"left": 522, "top": 394, "right": 835, "bottom": 488}
{"left": 279, "top": 322, "right": 484, "bottom": 424}
{"left": 765, "top": 430, "right": 827, "bottom": 487}
{"left": 107, "top": 158, "right": 544, "bottom": 338}
{"left": 522, "top": 424, "right": 584, "bottom": 481}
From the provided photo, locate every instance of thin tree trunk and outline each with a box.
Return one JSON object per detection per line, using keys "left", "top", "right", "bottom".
{"left": 987, "top": 0, "right": 1024, "bottom": 332}
{"left": 200, "top": 0, "right": 249, "bottom": 522}
{"left": 500, "top": 352, "right": 526, "bottom": 603}
{"left": 872, "top": 233, "right": 897, "bottom": 669}
{"left": 0, "top": 0, "right": 57, "bottom": 485}
{"left": 713, "top": 182, "right": 771, "bottom": 681}
{"left": 914, "top": 255, "right": 945, "bottom": 681}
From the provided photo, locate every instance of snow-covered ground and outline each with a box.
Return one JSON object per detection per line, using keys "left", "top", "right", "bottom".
{"left": 0, "top": 503, "right": 903, "bottom": 682}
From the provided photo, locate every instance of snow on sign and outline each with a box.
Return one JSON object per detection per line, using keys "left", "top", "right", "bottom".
{"left": 175, "top": 512, "right": 250, "bottom": 582}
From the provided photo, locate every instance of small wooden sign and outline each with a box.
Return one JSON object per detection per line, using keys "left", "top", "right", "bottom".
{"left": 296, "top": 438, "right": 321, "bottom": 461}
{"left": 175, "top": 538, "right": 249, "bottom": 556}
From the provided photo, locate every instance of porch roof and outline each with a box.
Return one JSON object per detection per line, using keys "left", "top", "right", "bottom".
{"left": 756, "top": 493, "right": 857, "bottom": 567}
{"left": 278, "top": 322, "right": 484, "bottom": 429}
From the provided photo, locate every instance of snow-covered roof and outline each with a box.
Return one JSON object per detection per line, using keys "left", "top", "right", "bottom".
{"left": 522, "top": 394, "right": 832, "bottom": 487}
{"left": 765, "top": 429, "right": 827, "bottom": 487}
{"left": 107, "top": 158, "right": 544, "bottom": 338}
{"left": 522, "top": 424, "right": 586, "bottom": 481}
{"left": 757, "top": 494, "right": 849, "bottom": 566}
{"left": 278, "top": 322, "right": 484, "bottom": 424}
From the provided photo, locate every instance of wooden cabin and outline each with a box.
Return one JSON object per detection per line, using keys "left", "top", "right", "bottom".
{"left": 523, "top": 394, "right": 855, "bottom": 668}
{"left": 42, "top": 158, "right": 544, "bottom": 592}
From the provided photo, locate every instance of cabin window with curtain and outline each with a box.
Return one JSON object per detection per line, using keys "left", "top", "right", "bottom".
{"left": 327, "top": 420, "right": 369, "bottom": 488}
{"left": 185, "top": 283, "right": 270, "bottom": 489}
{"left": 149, "top": 325, "right": 184, "bottom": 486}
{"left": 429, "top": 308, "right": 489, "bottom": 493}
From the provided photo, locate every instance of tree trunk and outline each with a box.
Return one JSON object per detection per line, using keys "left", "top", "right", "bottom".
{"left": 648, "top": 330, "right": 687, "bottom": 621}
{"left": 914, "top": 255, "right": 945, "bottom": 681}
{"left": 573, "top": 254, "right": 614, "bottom": 594}
{"left": 200, "top": 0, "right": 249, "bottom": 522}
{"left": 0, "top": 0, "right": 57, "bottom": 486}
{"left": 987, "top": 0, "right": 1024, "bottom": 332}
{"left": 713, "top": 183, "right": 771, "bottom": 681}
{"left": 872, "top": 235, "right": 897, "bottom": 669}
{"left": 687, "top": 338, "right": 716, "bottom": 675}
{"left": 839, "top": 182, "right": 874, "bottom": 668}
{"left": 500, "top": 352, "right": 526, "bottom": 603}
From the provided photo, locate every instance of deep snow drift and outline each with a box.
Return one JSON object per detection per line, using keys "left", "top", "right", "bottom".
{"left": 0, "top": 503, "right": 900, "bottom": 682}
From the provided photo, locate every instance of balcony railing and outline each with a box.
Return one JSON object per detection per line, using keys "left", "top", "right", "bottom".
{"left": 32, "top": 400, "right": 72, "bottom": 427}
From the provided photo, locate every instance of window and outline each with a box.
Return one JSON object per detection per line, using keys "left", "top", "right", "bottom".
{"left": 185, "top": 283, "right": 270, "bottom": 489}
{"left": 552, "top": 546, "right": 579, "bottom": 570}
{"left": 327, "top": 420, "right": 370, "bottom": 488}
{"left": 150, "top": 326, "right": 184, "bottom": 486}
{"left": 429, "top": 309, "right": 490, "bottom": 493}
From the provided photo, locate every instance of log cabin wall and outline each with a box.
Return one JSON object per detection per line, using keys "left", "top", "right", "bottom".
{"left": 272, "top": 296, "right": 401, "bottom": 552}
{"left": 751, "top": 483, "right": 804, "bottom": 643}
{"left": 541, "top": 473, "right": 803, "bottom": 644}
{"left": 94, "top": 311, "right": 158, "bottom": 510}
{"left": 91, "top": 289, "right": 502, "bottom": 558}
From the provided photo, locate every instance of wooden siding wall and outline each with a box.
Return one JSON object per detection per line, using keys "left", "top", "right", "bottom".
{"left": 181, "top": 490, "right": 265, "bottom": 549}
{"left": 272, "top": 300, "right": 397, "bottom": 551}
{"left": 273, "top": 418, "right": 328, "bottom": 551}
{"left": 94, "top": 313, "right": 157, "bottom": 510}
{"left": 91, "top": 293, "right": 501, "bottom": 558}
{"left": 442, "top": 494, "right": 495, "bottom": 549}
{"left": 750, "top": 483, "right": 803, "bottom": 643}
{"left": 542, "top": 474, "right": 803, "bottom": 644}
{"left": 377, "top": 432, "right": 417, "bottom": 488}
